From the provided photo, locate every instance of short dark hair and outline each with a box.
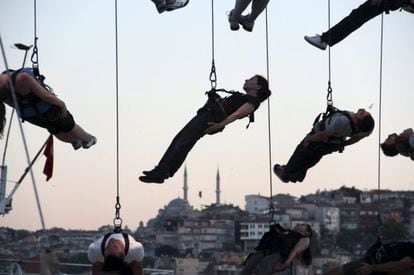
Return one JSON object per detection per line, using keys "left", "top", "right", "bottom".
{"left": 356, "top": 113, "right": 375, "bottom": 133}
{"left": 255, "top": 75, "right": 271, "bottom": 102}
{"left": 103, "top": 254, "right": 125, "bottom": 271}
{"left": 381, "top": 142, "right": 398, "bottom": 156}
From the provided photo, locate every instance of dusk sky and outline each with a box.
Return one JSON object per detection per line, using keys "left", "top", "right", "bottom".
{"left": 1, "top": 0, "right": 413, "bottom": 231}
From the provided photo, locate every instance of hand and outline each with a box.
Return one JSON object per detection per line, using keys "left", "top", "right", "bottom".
{"left": 355, "top": 262, "right": 373, "bottom": 275}
{"left": 204, "top": 122, "right": 224, "bottom": 135}
{"left": 273, "top": 262, "right": 286, "bottom": 272}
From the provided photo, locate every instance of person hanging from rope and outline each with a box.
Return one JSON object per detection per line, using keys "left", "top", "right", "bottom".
{"left": 241, "top": 223, "right": 313, "bottom": 275}
{"left": 88, "top": 232, "right": 144, "bottom": 275}
{"left": 228, "top": 0, "right": 270, "bottom": 32}
{"left": 274, "top": 108, "right": 374, "bottom": 183}
{"left": 325, "top": 241, "right": 414, "bottom": 275}
{"left": 150, "top": 0, "right": 189, "bottom": 14}
{"left": 0, "top": 68, "right": 96, "bottom": 150}
{"left": 304, "top": 0, "right": 414, "bottom": 50}
{"left": 381, "top": 128, "right": 414, "bottom": 160}
{"left": 139, "top": 75, "right": 271, "bottom": 184}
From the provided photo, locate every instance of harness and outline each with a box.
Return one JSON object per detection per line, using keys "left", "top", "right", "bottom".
{"left": 9, "top": 68, "right": 53, "bottom": 120}
{"left": 206, "top": 88, "right": 257, "bottom": 128}
{"left": 312, "top": 106, "right": 358, "bottom": 153}
{"left": 100, "top": 232, "right": 130, "bottom": 257}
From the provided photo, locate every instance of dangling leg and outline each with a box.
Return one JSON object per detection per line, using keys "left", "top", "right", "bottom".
{"left": 139, "top": 110, "right": 215, "bottom": 184}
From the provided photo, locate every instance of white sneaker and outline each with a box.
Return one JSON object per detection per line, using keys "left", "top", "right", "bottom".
{"left": 304, "top": 35, "right": 327, "bottom": 50}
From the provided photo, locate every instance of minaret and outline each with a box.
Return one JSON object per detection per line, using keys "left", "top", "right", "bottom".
{"left": 183, "top": 165, "right": 188, "bottom": 202}
{"left": 216, "top": 167, "right": 221, "bottom": 205}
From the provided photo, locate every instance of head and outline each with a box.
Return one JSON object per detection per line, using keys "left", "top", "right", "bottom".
{"left": 355, "top": 109, "right": 375, "bottom": 133}
{"left": 381, "top": 133, "right": 399, "bottom": 156}
{"left": 293, "top": 223, "right": 313, "bottom": 238}
{"left": 102, "top": 239, "right": 126, "bottom": 271}
{"left": 243, "top": 75, "right": 271, "bottom": 102}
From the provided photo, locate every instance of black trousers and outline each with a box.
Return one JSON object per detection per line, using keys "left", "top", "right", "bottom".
{"left": 321, "top": 0, "right": 406, "bottom": 46}
{"left": 282, "top": 137, "right": 344, "bottom": 182}
{"left": 155, "top": 98, "right": 226, "bottom": 177}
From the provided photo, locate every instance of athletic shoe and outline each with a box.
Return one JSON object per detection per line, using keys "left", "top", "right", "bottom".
{"left": 239, "top": 15, "right": 254, "bottom": 32}
{"left": 165, "top": 0, "right": 189, "bottom": 12}
{"left": 304, "top": 35, "right": 327, "bottom": 50}
{"left": 82, "top": 135, "right": 97, "bottom": 149}
{"left": 273, "top": 164, "right": 289, "bottom": 183}
{"left": 72, "top": 140, "right": 82, "bottom": 150}
{"left": 228, "top": 10, "right": 240, "bottom": 31}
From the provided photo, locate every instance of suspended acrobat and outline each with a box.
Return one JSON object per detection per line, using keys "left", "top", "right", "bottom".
{"left": 325, "top": 241, "right": 414, "bottom": 275}
{"left": 88, "top": 232, "right": 144, "bottom": 274}
{"left": 228, "top": 0, "right": 270, "bottom": 32}
{"left": 139, "top": 75, "right": 271, "bottom": 184}
{"left": 150, "top": 0, "right": 189, "bottom": 14}
{"left": 305, "top": 0, "right": 414, "bottom": 50}
{"left": 0, "top": 68, "right": 96, "bottom": 150}
{"left": 241, "top": 223, "right": 313, "bottom": 275}
{"left": 381, "top": 128, "right": 414, "bottom": 160}
{"left": 274, "top": 108, "right": 374, "bottom": 183}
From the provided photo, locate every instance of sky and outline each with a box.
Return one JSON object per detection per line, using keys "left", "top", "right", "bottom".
{"left": 0, "top": 0, "right": 413, "bottom": 231}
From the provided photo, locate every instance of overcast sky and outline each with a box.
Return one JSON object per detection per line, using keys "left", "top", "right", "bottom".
{"left": 1, "top": 0, "right": 413, "bottom": 231}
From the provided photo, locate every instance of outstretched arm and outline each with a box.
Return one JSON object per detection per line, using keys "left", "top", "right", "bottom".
{"left": 204, "top": 102, "right": 255, "bottom": 134}
{"left": 274, "top": 237, "right": 310, "bottom": 271}
{"left": 16, "top": 73, "right": 68, "bottom": 117}
{"left": 355, "top": 256, "right": 414, "bottom": 275}
{"left": 344, "top": 133, "right": 367, "bottom": 147}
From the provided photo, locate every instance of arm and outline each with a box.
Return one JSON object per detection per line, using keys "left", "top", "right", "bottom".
{"left": 283, "top": 237, "right": 310, "bottom": 266}
{"left": 355, "top": 256, "right": 414, "bottom": 275}
{"left": 204, "top": 102, "right": 255, "bottom": 134}
{"left": 16, "top": 73, "right": 68, "bottom": 117}
{"left": 304, "top": 130, "right": 331, "bottom": 145}
{"left": 344, "top": 133, "right": 367, "bottom": 147}
{"left": 129, "top": 261, "right": 144, "bottom": 275}
{"left": 91, "top": 262, "right": 104, "bottom": 275}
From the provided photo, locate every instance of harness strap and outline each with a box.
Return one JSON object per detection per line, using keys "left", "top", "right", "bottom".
{"left": 312, "top": 107, "right": 358, "bottom": 153}
{"left": 100, "top": 232, "right": 130, "bottom": 257}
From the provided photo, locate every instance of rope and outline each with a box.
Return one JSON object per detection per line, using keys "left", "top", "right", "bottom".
{"left": 113, "top": 0, "right": 122, "bottom": 231}
{"left": 376, "top": 13, "right": 384, "bottom": 239}
{"left": 209, "top": 0, "right": 217, "bottom": 90}
{"left": 0, "top": 35, "right": 48, "bottom": 238}
{"left": 264, "top": 8, "right": 274, "bottom": 222}
{"left": 326, "top": 0, "right": 333, "bottom": 107}
{"left": 1, "top": 111, "right": 14, "bottom": 166}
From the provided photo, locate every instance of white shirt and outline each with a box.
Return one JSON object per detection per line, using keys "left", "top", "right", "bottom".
{"left": 87, "top": 233, "right": 144, "bottom": 264}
